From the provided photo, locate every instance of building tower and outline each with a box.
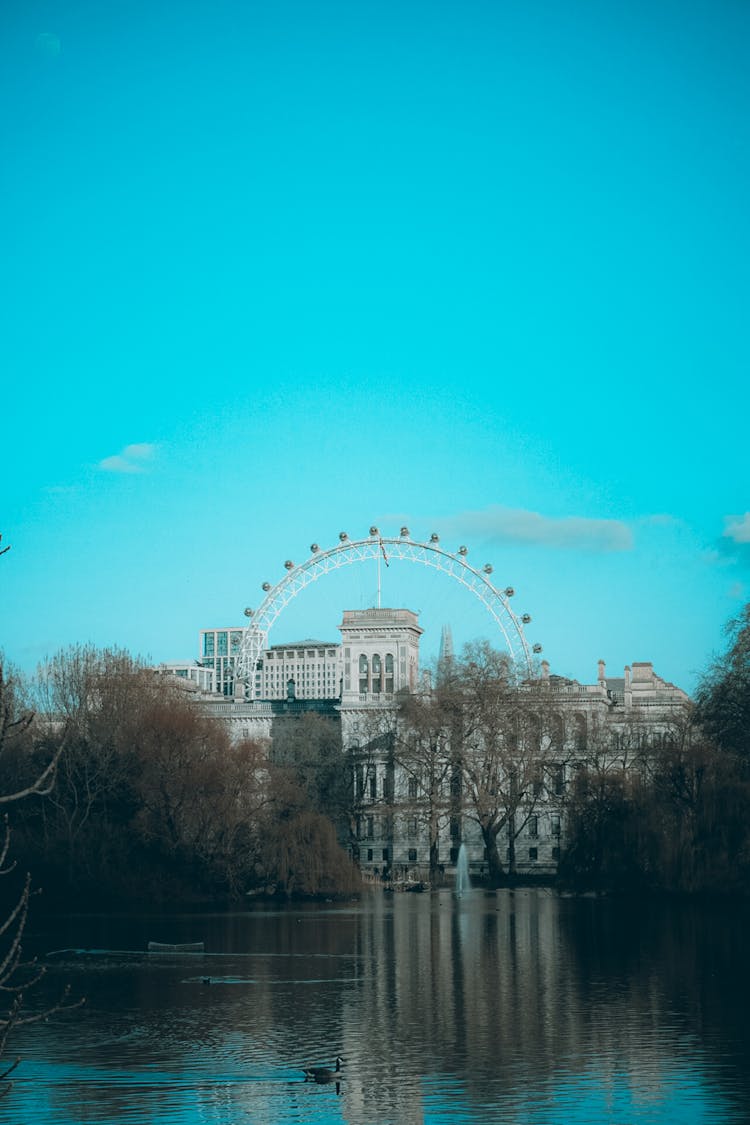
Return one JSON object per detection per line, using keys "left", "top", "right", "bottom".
{"left": 338, "top": 608, "right": 422, "bottom": 705}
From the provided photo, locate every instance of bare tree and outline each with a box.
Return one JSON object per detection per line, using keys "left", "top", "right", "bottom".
{"left": 440, "top": 642, "right": 566, "bottom": 882}
{"left": 395, "top": 686, "right": 454, "bottom": 884}
{"left": 0, "top": 659, "right": 82, "bottom": 1098}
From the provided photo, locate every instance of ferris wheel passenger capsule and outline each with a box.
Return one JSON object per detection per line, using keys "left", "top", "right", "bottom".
{"left": 458, "top": 545, "right": 468, "bottom": 556}
{"left": 430, "top": 533, "right": 439, "bottom": 543}
{"left": 533, "top": 644, "right": 543, "bottom": 654}
{"left": 522, "top": 613, "right": 532, "bottom": 624}
{"left": 310, "top": 543, "right": 319, "bottom": 553}
{"left": 244, "top": 607, "right": 254, "bottom": 617}
{"left": 339, "top": 531, "right": 348, "bottom": 541}
{"left": 262, "top": 582, "right": 271, "bottom": 592}
{"left": 369, "top": 526, "right": 379, "bottom": 536}
{"left": 483, "top": 564, "right": 493, "bottom": 574}
{"left": 400, "top": 526, "right": 410, "bottom": 537}
{"left": 284, "top": 560, "right": 294, "bottom": 570}
{"left": 505, "top": 586, "right": 515, "bottom": 597}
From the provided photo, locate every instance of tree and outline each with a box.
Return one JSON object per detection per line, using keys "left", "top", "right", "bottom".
{"left": 131, "top": 695, "right": 270, "bottom": 897}
{"left": 270, "top": 712, "right": 349, "bottom": 831}
{"left": 0, "top": 656, "right": 81, "bottom": 1098}
{"left": 266, "top": 712, "right": 360, "bottom": 895}
{"left": 28, "top": 645, "right": 161, "bottom": 886}
{"left": 695, "top": 604, "right": 750, "bottom": 760}
{"left": 395, "top": 643, "right": 565, "bottom": 884}
{"left": 395, "top": 684, "right": 455, "bottom": 885}
{"left": 446, "top": 643, "right": 565, "bottom": 883}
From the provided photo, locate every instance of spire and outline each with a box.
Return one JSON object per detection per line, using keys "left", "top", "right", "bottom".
{"left": 438, "top": 624, "right": 455, "bottom": 682}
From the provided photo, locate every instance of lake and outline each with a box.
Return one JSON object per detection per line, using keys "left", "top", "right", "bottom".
{"left": 3, "top": 888, "right": 750, "bottom": 1124}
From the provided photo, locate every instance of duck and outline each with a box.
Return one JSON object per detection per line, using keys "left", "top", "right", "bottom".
{"left": 303, "top": 1056, "right": 343, "bottom": 1083}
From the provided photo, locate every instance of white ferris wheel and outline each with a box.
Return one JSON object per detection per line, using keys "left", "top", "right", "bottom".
{"left": 236, "top": 526, "right": 542, "bottom": 688}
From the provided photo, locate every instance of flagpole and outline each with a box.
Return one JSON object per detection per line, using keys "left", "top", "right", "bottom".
{"left": 377, "top": 544, "right": 381, "bottom": 607}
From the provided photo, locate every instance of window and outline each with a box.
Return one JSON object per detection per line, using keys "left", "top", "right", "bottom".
{"left": 528, "top": 815, "right": 538, "bottom": 838}
{"left": 551, "top": 814, "right": 561, "bottom": 837}
{"left": 408, "top": 776, "right": 418, "bottom": 799}
{"left": 450, "top": 817, "right": 461, "bottom": 839}
{"left": 385, "top": 653, "right": 394, "bottom": 692}
{"left": 372, "top": 654, "right": 381, "bottom": 694}
{"left": 552, "top": 846, "right": 560, "bottom": 861}
{"left": 407, "top": 816, "right": 418, "bottom": 839}
{"left": 217, "top": 632, "right": 228, "bottom": 656}
{"left": 359, "top": 654, "right": 369, "bottom": 693}
{"left": 382, "top": 848, "right": 389, "bottom": 862}
{"left": 369, "top": 774, "right": 376, "bottom": 799}
{"left": 365, "top": 815, "right": 374, "bottom": 838}
{"left": 367, "top": 848, "right": 373, "bottom": 862}
{"left": 529, "top": 847, "right": 538, "bottom": 861}
{"left": 203, "top": 633, "right": 215, "bottom": 657}
{"left": 408, "top": 848, "right": 417, "bottom": 863}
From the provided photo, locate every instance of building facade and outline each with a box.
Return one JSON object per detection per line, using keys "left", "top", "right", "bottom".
{"left": 191, "top": 609, "right": 689, "bottom": 884}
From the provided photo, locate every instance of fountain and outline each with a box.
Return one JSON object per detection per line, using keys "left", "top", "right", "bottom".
{"left": 454, "top": 843, "right": 471, "bottom": 896}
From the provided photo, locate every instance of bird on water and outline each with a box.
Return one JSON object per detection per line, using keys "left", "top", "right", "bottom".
{"left": 303, "top": 1056, "right": 343, "bottom": 1083}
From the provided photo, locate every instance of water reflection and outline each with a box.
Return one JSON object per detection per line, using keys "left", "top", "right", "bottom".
{"left": 4, "top": 891, "right": 750, "bottom": 1123}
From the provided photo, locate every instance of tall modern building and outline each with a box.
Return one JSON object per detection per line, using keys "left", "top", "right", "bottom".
{"left": 198, "top": 628, "right": 341, "bottom": 700}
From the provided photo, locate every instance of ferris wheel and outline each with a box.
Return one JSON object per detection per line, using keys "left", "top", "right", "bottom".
{"left": 236, "top": 526, "right": 541, "bottom": 688}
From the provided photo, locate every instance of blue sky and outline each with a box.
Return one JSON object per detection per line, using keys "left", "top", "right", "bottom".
{"left": 1, "top": 0, "right": 748, "bottom": 693}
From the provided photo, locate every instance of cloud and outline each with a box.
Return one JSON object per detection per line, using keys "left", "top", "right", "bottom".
{"left": 435, "top": 506, "right": 633, "bottom": 552}
{"left": 724, "top": 513, "right": 750, "bottom": 544}
{"left": 98, "top": 443, "right": 158, "bottom": 474}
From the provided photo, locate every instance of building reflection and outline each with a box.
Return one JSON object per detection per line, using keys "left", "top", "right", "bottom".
{"left": 335, "top": 889, "right": 749, "bottom": 1123}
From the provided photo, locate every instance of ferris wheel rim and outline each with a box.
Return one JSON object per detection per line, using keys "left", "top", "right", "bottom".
{"left": 237, "top": 529, "right": 540, "bottom": 683}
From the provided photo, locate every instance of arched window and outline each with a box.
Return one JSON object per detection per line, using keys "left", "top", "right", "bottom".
{"left": 525, "top": 714, "right": 542, "bottom": 753}
{"left": 551, "top": 714, "right": 564, "bottom": 751}
{"left": 385, "top": 653, "right": 394, "bottom": 693}
{"left": 372, "top": 653, "right": 382, "bottom": 694}
{"left": 573, "top": 713, "right": 587, "bottom": 752}
{"left": 359, "top": 654, "right": 369, "bottom": 693}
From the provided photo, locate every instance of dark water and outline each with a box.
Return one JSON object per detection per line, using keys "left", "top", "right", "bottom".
{"left": 3, "top": 889, "right": 750, "bottom": 1124}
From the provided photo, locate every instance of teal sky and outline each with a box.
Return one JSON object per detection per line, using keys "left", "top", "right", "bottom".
{"left": 2, "top": 0, "right": 748, "bottom": 692}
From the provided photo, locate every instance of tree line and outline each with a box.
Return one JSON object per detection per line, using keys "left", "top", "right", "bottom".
{"left": 0, "top": 645, "right": 359, "bottom": 908}
{"left": 2, "top": 606, "right": 750, "bottom": 908}
{"left": 561, "top": 605, "right": 750, "bottom": 894}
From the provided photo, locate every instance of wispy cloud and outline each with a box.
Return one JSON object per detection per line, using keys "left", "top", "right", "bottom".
{"left": 434, "top": 506, "right": 633, "bottom": 552}
{"left": 724, "top": 513, "right": 750, "bottom": 544}
{"left": 712, "top": 512, "right": 750, "bottom": 571}
{"left": 98, "top": 443, "right": 158, "bottom": 474}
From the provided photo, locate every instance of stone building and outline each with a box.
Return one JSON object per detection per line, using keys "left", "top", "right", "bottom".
{"left": 188, "top": 608, "right": 689, "bottom": 883}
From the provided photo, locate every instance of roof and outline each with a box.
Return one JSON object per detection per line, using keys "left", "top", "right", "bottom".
{"left": 269, "top": 639, "right": 339, "bottom": 650}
